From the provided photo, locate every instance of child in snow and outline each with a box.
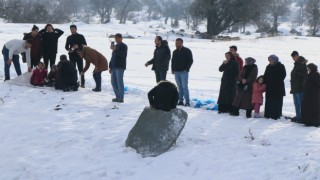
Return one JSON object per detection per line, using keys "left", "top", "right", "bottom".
{"left": 252, "top": 75, "right": 266, "bottom": 118}
{"left": 45, "top": 65, "right": 57, "bottom": 87}
{"left": 30, "top": 62, "right": 48, "bottom": 86}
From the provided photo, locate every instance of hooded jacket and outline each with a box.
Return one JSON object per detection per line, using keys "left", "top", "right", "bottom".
{"left": 290, "top": 57, "right": 308, "bottom": 94}
{"left": 147, "top": 40, "right": 171, "bottom": 71}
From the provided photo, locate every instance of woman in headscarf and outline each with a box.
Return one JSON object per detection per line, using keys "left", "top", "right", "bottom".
{"left": 263, "top": 55, "right": 286, "bottom": 120}
{"left": 301, "top": 63, "right": 320, "bottom": 127}
{"left": 217, "top": 52, "right": 239, "bottom": 113}
{"left": 230, "top": 57, "right": 258, "bottom": 118}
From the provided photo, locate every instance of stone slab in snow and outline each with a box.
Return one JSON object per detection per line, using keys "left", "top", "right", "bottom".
{"left": 125, "top": 107, "right": 188, "bottom": 157}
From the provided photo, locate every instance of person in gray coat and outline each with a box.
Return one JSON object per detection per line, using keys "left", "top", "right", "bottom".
{"left": 2, "top": 39, "right": 33, "bottom": 81}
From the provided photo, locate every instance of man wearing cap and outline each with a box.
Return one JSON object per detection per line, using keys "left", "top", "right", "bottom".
{"left": 65, "top": 24, "right": 87, "bottom": 88}
{"left": 2, "top": 39, "right": 33, "bottom": 81}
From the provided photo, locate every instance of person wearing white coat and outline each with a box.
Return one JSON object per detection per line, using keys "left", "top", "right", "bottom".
{"left": 2, "top": 39, "right": 33, "bottom": 81}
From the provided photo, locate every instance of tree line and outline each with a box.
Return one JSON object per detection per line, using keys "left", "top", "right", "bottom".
{"left": 1, "top": 0, "right": 320, "bottom": 37}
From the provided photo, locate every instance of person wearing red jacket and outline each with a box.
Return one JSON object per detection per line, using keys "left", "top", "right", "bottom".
{"left": 30, "top": 62, "right": 47, "bottom": 86}
{"left": 252, "top": 75, "right": 266, "bottom": 118}
{"left": 230, "top": 45, "right": 243, "bottom": 73}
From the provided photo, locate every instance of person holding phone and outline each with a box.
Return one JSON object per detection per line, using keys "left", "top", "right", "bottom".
{"left": 65, "top": 24, "right": 87, "bottom": 88}
{"left": 109, "top": 33, "right": 128, "bottom": 103}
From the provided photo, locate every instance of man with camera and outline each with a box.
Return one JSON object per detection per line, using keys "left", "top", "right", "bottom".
{"left": 109, "top": 33, "right": 128, "bottom": 103}
{"left": 65, "top": 24, "right": 87, "bottom": 88}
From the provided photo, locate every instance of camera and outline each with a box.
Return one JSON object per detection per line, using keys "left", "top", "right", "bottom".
{"left": 111, "top": 41, "right": 115, "bottom": 46}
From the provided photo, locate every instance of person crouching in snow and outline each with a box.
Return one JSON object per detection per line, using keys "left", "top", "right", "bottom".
{"left": 148, "top": 80, "right": 179, "bottom": 112}
{"left": 30, "top": 62, "right": 47, "bottom": 86}
{"left": 45, "top": 65, "right": 57, "bottom": 87}
{"left": 252, "top": 76, "right": 266, "bottom": 118}
{"left": 77, "top": 45, "right": 108, "bottom": 92}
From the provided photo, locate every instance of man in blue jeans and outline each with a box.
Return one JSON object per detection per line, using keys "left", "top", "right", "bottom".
{"left": 109, "top": 33, "right": 128, "bottom": 103}
{"left": 2, "top": 39, "right": 33, "bottom": 81}
{"left": 290, "top": 51, "right": 308, "bottom": 123}
{"left": 171, "top": 38, "right": 193, "bottom": 106}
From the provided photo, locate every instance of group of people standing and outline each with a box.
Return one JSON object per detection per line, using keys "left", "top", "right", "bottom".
{"left": 217, "top": 46, "right": 320, "bottom": 127}
{"left": 2, "top": 24, "right": 128, "bottom": 103}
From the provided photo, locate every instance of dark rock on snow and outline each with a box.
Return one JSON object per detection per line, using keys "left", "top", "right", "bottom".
{"left": 125, "top": 107, "right": 188, "bottom": 157}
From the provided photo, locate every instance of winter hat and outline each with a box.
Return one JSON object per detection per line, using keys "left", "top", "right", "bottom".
{"left": 32, "top": 25, "right": 39, "bottom": 31}
{"left": 307, "top": 63, "right": 318, "bottom": 72}
{"left": 268, "top": 55, "right": 279, "bottom": 63}
{"left": 291, "top": 51, "right": 299, "bottom": 57}
{"left": 245, "top": 57, "right": 256, "bottom": 65}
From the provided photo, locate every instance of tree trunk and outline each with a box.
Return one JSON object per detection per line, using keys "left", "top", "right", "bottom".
{"left": 164, "top": 16, "right": 169, "bottom": 24}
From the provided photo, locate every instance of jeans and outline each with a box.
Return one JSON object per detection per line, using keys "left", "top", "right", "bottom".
{"left": 155, "top": 70, "right": 167, "bottom": 83}
{"left": 293, "top": 92, "right": 303, "bottom": 122}
{"left": 111, "top": 68, "right": 125, "bottom": 100}
{"left": 69, "top": 52, "right": 85, "bottom": 86}
{"left": 174, "top": 71, "right": 190, "bottom": 103}
{"left": 93, "top": 71, "right": 102, "bottom": 90}
{"left": 2, "top": 46, "right": 21, "bottom": 80}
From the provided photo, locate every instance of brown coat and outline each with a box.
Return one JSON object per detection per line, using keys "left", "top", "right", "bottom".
{"left": 81, "top": 46, "right": 108, "bottom": 73}
{"left": 233, "top": 64, "right": 258, "bottom": 110}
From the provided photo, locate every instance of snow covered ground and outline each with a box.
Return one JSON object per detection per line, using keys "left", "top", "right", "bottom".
{"left": 0, "top": 22, "right": 320, "bottom": 180}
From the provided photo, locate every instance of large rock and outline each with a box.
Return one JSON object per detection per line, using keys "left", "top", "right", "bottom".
{"left": 125, "top": 107, "right": 188, "bottom": 157}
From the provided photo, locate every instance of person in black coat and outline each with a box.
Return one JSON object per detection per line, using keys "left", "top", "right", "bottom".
{"left": 263, "top": 55, "right": 286, "bottom": 120}
{"left": 55, "top": 55, "right": 78, "bottom": 91}
{"left": 22, "top": 25, "right": 42, "bottom": 68}
{"left": 39, "top": 24, "right": 64, "bottom": 70}
{"left": 301, "top": 63, "right": 320, "bottom": 127}
{"left": 217, "top": 52, "right": 239, "bottom": 113}
{"left": 171, "top": 38, "right": 193, "bottom": 106}
{"left": 145, "top": 36, "right": 171, "bottom": 83}
{"left": 290, "top": 51, "right": 308, "bottom": 123}
{"left": 148, "top": 80, "right": 179, "bottom": 112}
{"left": 65, "top": 24, "right": 87, "bottom": 88}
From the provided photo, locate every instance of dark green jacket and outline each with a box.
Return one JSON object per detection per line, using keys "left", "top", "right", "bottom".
{"left": 290, "top": 58, "right": 308, "bottom": 94}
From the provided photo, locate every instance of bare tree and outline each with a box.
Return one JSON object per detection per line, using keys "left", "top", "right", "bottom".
{"left": 269, "top": 0, "right": 292, "bottom": 35}
{"left": 306, "top": 0, "right": 320, "bottom": 36}
{"left": 115, "top": 0, "right": 142, "bottom": 24}
{"left": 91, "top": 0, "right": 116, "bottom": 23}
{"left": 296, "top": 0, "right": 307, "bottom": 26}
{"left": 190, "top": 0, "right": 263, "bottom": 37}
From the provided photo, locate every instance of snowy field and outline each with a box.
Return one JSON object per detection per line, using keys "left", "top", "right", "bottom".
{"left": 0, "top": 22, "right": 320, "bottom": 180}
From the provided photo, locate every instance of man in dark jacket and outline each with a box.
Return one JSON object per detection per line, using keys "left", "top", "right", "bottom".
{"left": 145, "top": 36, "right": 171, "bottom": 83}
{"left": 22, "top": 25, "right": 42, "bottom": 68}
{"left": 171, "top": 38, "right": 193, "bottom": 106}
{"left": 148, "top": 80, "right": 179, "bottom": 111}
{"left": 109, "top": 33, "right": 128, "bottom": 103}
{"left": 39, "top": 24, "right": 64, "bottom": 70}
{"left": 65, "top": 24, "right": 87, "bottom": 88}
{"left": 290, "top": 51, "right": 308, "bottom": 123}
{"left": 55, "top": 54, "right": 78, "bottom": 92}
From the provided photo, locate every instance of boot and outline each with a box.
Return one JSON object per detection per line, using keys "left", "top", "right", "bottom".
{"left": 246, "top": 109, "right": 252, "bottom": 118}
